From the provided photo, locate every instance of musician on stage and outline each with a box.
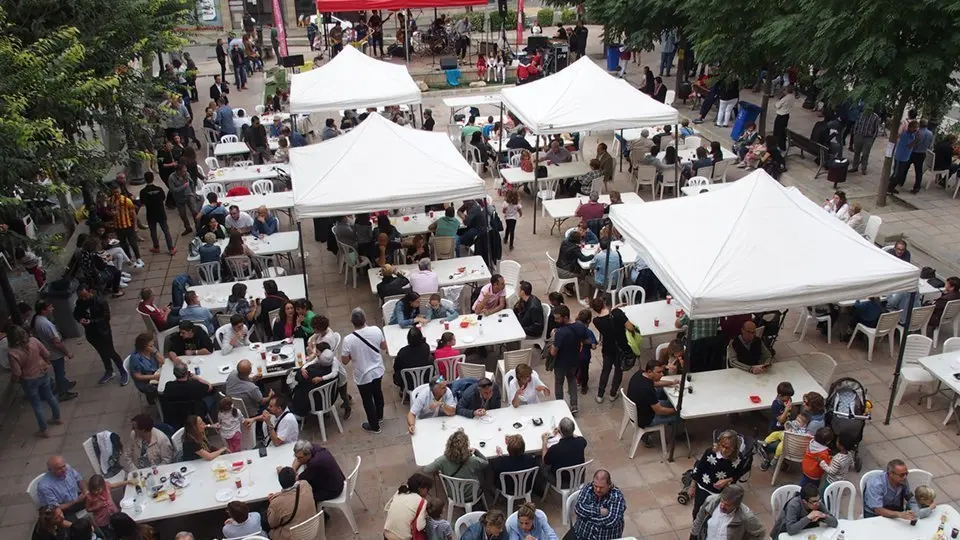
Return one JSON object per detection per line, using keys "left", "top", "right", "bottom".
{"left": 453, "top": 16, "right": 472, "bottom": 60}
{"left": 367, "top": 10, "right": 392, "bottom": 57}
{"left": 329, "top": 21, "right": 344, "bottom": 57}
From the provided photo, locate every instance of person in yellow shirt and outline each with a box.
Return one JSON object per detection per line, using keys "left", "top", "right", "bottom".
{"left": 109, "top": 184, "right": 144, "bottom": 268}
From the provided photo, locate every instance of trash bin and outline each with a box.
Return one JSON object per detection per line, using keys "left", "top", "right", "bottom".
{"left": 730, "top": 101, "right": 763, "bottom": 141}
{"left": 827, "top": 158, "right": 849, "bottom": 188}
{"left": 39, "top": 278, "right": 82, "bottom": 339}
{"left": 605, "top": 44, "right": 621, "bottom": 72}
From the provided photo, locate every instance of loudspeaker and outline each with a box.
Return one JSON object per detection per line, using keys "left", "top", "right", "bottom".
{"left": 527, "top": 36, "right": 550, "bottom": 50}
{"left": 479, "top": 42, "right": 498, "bottom": 56}
{"left": 280, "top": 54, "right": 304, "bottom": 68}
{"left": 440, "top": 57, "right": 458, "bottom": 70}
{"left": 497, "top": 0, "right": 507, "bottom": 17}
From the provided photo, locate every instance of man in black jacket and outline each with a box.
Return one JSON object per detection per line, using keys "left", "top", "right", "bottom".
{"left": 376, "top": 264, "right": 411, "bottom": 301}
{"left": 514, "top": 280, "right": 544, "bottom": 338}
{"left": 209, "top": 75, "right": 229, "bottom": 104}
{"left": 455, "top": 378, "right": 501, "bottom": 418}
{"left": 215, "top": 38, "right": 228, "bottom": 82}
{"left": 556, "top": 230, "right": 593, "bottom": 297}
{"left": 257, "top": 280, "right": 289, "bottom": 337}
{"left": 73, "top": 285, "right": 128, "bottom": 385}
{"left": 139, "top": 172, "right": 175, "bottom": 255}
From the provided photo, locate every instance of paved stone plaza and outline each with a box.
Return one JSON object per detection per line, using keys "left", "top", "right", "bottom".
{"left": 2, "top": 29, "right": 960, "bottom": 540}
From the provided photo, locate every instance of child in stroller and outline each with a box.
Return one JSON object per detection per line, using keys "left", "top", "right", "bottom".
{"left": 678, "top": 429, "right": 754, "bottom": 518}
{"left": 824, "top": 377, "right": 872, "bottom": 472}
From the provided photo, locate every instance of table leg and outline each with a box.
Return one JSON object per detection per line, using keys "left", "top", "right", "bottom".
{"left": 918, "top": 380, "right": 942, "bottom": 410}
{"left": 944, "top": 394, "right": 960, "bottom": 425}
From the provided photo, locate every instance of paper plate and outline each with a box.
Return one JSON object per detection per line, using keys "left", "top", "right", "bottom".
{"left": 236, "top": 487, "right": 252, "bottom": 498}
{"left": 215, "top": 488, "right": 234, "bottom": 502}
{"left": 461, "top": 336, "right": 476, "bottom": 344}
{"left": 218, "top": 365, "right": 232, "bottom": 374}
{"left": 279, "top": 345, "right": 295, "bottom": 357}
{"left": 119, "top": 498, "right": 136, "bottom": 509}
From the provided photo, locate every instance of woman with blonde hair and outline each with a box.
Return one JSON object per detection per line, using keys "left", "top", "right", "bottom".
{"left": 424, "top": 430, "right": 488, "bottom": 482}
{"left": 459, "top": 510, "right": 506, "bottom": 540}
{"left": 686, "top": 429, "right": 749, "bottom": 520}
{"left": 846, "top": 202, "right": 865, "bottom": 234}
{"left": 505, "top": 502, "right": 557, "bottom": 540}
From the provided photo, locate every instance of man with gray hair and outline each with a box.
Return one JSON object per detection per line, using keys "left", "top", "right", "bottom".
{"left": 628, "top": 128, "right": 655, "bottom": 171}
{"left": 575, "top": 190, "right": 606, "bottom": 221}
{"left": 292, "top": 439, "right": 345, "bottom": 503}
{"left": 570, "top": 469, "right": 626, "bottom": 539}
{"left": 174, "top": 533, "right": 195, "bottom": 540}
{"left": 541, "top": 417, "right": 587, "bottom": 481}
{"left": 340, "top": 308, "right": 386, "bottom": 433}
{"left": 409, "top": 257, "right": 439, "bottom": 295}
{"left": 691, "top": 484, "right": 766, "bottom": 540}
{"left": 863, "top": 458, "right": 919, "bottom": 520}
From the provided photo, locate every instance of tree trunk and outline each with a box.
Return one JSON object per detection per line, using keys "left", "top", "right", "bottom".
{"left": 876, "top": 99, "right": 907, "bottom": 207}
{"left": 0, "top": 263, "right": 21, "bottom": 326}
{"left": 758, "top": 75, "right": 772, "bottom": 137}
{"left": 675, "top": 32, "right": 686, "bottom": 93}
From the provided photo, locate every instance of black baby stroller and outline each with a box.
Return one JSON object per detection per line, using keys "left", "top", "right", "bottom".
{"left": 825, "top": 377, "right": 873, "bottom": 472}
{"left": 753, "top": 309, "right": 788, "bottom": 356}
{"left": 677, "top": 429, "right": 755, "bottom": 504}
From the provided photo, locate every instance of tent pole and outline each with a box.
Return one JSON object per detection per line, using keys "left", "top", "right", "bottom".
{"left": 674, "top": 124, "right": 679, "bottom": 195}
{"left": 405, "top": 8, "right": 411, "bottom": 64}
{"left": 532, "top": 145, "right": 540, "bottom": 234}
{"left": 618, "top": 129, "right": 624, "bottom": 172}
{"left": 885, "top": 292, "right": 917, "bottom": 425}
{"left": 322, "top": 14, "right": 329, "bottom": 58}
{"left": 416, "top": 103, "right": 423, "bottom": 129}
{"left": 498, "top": 103, "right": 504, "bottom": 154}
{"left": 668, "top": 323, "right": 691, "bottom": 462}
{"left": 297, "top": 220, "right": 309, "bottom": 301}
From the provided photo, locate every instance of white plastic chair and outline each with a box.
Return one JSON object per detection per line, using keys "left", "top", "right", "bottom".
{"left": 908, "top": 468, "right": 933, "bottom": 487}
{"left": 289, "top": 510, "right": 325, "bottom": 540}
{"left": 770, "top": 484, "right": 800, "bottom": 523}
{"left": 802, "top": 352, "right": 837, "bottom": 389}
{"left": 497, "top": 349, "right": 533, "bottom": 402}
{"left": 942, "top": 337, "right": 960, "bottom": 425}
{"left": 202, "top": 182, "right": 225, "bottom": 198}
{"left": 454, "top": 511, "right": 484, "bottom": 540}
{"left": 771, "top": 431, "right": 812, "bottom": 485}
{"left": 499, "top": 260, "right": 521, "bottom": 303}
{"left": 138, "top": 311, "right": 178, "bottom": 361}
{"left": 618, "top": 388, "right": 667, "bottom": 458}
{"left": 859, "top": 469, "right": 884, "bottom": 505}
{"left": 400, "top": 366, "right": 436, "bottom": 404}
{"left": 932, "top": 299, "right": 960, "bottom": 347}
{"left": 434, "top": 236, "right": 456, "bottom": 260}
{"left": 863, "top": 215, "right": 882, "bottom": 244}
{"left": 26, "top": 474, "right": 43, "bottom": 506}
{"left": 658, "top": 165, "right": 680, "bottom": 199}
{"left": 234, "top": 160, "right": 254, "bottom": 167}
{"left": 686, "top": 175, "right": 710, "bottom": 188}
{"left": 546, "top": 252, "right": 583, "bottom": 301}
{"left": 381, "top": 298, "right": 401, "bottom": 325}
{"left": 712, "top": 160, "right": 730, "bottom": 183}
{"left": 253, "top": 254, "right": 287, "bottom": 278}
{"left": 632, "top": 164, "right": 657, "bottom": 197}
{"left": 664, "top": 89, "right": 676, "bottom": 106}
{"left": 458, "top": 362, "right": 486, "bottom": 380}
{"left": 319, "top": 455, "right": 366, "bottom": 534}
{"left": 339, "top": 243, "right": 371, "bottom": 289}
{"left": 255, "top": 105, "right": 266, "bottom": 115}
{"left": 171, "top": 427, "right": 185, "bottom": 457}
{"left": 542, "top": 460, "right": 592, "bottom": 526}
{"left": 537, "top": 179, "right": 558, "bottom": 216}
{"left": 225, "top": 255, "right": 256, "bottom": 281}
{"left": 83, "top": 437, "right": 125, "bottom": 484}
{"left": 252, "top": 179, "right": 275, "bottom": 195}
{"left": 308, "top": 380, "right": 344, "bottom": 442}
{"left": 234, "top": 108, "right": 247, "bottom": 118}
{"left": 617, "top": 285, "right": 645, "bottom": 306}
{"left": 681, "top": 136, "right": 703, "bottom": 151}
{"left": 435, "top": 354, "right": 465, "bottom": 381}
{"left": 439, "top": 474, "right": 486, "bottom": 523}
{"left": 823, "top": 480, "right": 856, "bottom": 520}
{"left": 466, "top": 146, "right": 485, "bottom": 175}
{"left": 793, "top": 306, "right": 832, "bottom": 344}
{"left": 847, "top": 310, "right": 902, "bottom": 362}
{"left": 894, "top": 304, "right": 935, "bottom": 345}
{"left": 520, "top": 304, "right": 552, "bottom": 353}
{"left": 197, "top": 261, "right": 222, "bottom": 284}
{"left": 220, "top": 134, "right": 239, "bottom": 143}
{"left": 565, "top": 490, "right": 580, "bottom": 528}
{"left": 893, "top": 334, "right": 934, "bottom": 408}
{"left": 493, "top": 466, "right": 538, "bottom": 515}
{"left": 204, "top": 156, "right": 220, "bottom": 171}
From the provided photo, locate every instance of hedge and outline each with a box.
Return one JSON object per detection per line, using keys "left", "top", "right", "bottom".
{"left": 488, "top": 9, "right": 518, "bottom": 30}
{"left": 560, "top": 8, "right": 577, "bottom": 24}
{"left": 536, "top": 8, "right": 554, "bottom": 26}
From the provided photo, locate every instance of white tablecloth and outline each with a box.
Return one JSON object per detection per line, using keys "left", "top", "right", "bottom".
{"left": 919, "top": 350, "right": 960, "bottom": 425}
{"left": 618, "top": 125, "right": 696, "bottom": 142}
{"left": 207, "top": 164, "right": 286, "bottom": 185}
{"left": 214, "top": 231, "right": 300, "bottom": 258}
{"left": 122, "top": 444, "right": 295, "bottom": 522}
{"left": 500, "top": 162, "right": 592, "bottom": 186}
{"left": 543, "top": 192, "right": 644, "bottom": 221}
{"left": 411, "top": 400, "right": 580, "bottom": 465}
{"left": 158, "top": 339, "right": 306, "bottom": 392}
{"left": 188, "top": 274, "right": 306, "bottom": 310}
{"left": 214, "top": 140, "right": 281, "bottom": 157}
{"left": 657, "top": 145, "right": 734, "bottom": 163}
{"left": 681, "top": 182, "right": 732, "bottom": 196}
{"left": 620, "top": 300, "right": 686, "bottom": 339}
{"left": 664, "top": 360, "right": 826, "bottom": 420}
{"left": 384, "top": 310, "right": 525, "bottom": 357}
{"left": 838, "top": 278, "right": 943, "bottom": 307}
{"left": 392, "top": 212, "right": 463, "bottom": 237}
{"left": 220, "top": 192, "right": 295, "bottom": 214}
{"left": 578, "top": 241, "right": 638, "bottom": 270}
{"left": 779, "top": 504, "right": 960, "bottom": 539}
{"left": 367, "top": 256, "right": 490, "bottom": 295}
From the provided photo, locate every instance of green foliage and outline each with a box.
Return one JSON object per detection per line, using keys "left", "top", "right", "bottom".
{"left": 489, "top": 9, "right": 518, "bottom": 31}
{"left": 537, "top": 8, "right": 555, "bottom": 26}
{"left": 560, "top": 8, "right": 578, "bottom": 25}
{"left": 466, "top": 12, "right": 486, "bottom": 32}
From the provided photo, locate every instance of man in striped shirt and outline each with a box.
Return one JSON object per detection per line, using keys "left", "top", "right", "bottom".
{"left": 850, "top": 108, "right": 881, "bottom": 174}
{"left": 110, "top": 184, "right": 144, "bottom": 268}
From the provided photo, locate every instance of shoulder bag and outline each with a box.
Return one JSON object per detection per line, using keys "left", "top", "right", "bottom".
{"left": 411, "top": 497, "right": 428, "bottom": 540}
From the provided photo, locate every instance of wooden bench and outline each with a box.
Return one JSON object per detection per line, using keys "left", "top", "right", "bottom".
{"left": 785, "top": 129, "right": 829, "bottom": 178}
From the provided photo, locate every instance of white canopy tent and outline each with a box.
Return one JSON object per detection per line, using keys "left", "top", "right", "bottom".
{"left": 499, "top": 56, "right": 680, "bottom": 135}
{"left": 289, "top": 113, "right": 486, "bottom": 218}
{"left": 609, "top": 170, "right": 919, "bottom": 319}
{"left": 289, "top": 46, "right": 422, "bottom": 113}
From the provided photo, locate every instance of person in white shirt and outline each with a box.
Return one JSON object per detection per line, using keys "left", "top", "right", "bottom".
{"left": 217, "top": 314, "right": 249, "bottom": 354}
{"left": 407, "top": 379, "right": 456, "bottom": 433}
{"left": 225, "top": 205, "right": 254, "bottom": 234}
{"left": 255, "top": 394, "right": 299, "bottom": 446}
{"left": 822, "top": 190, "right": 850, "bottom": 221}
{"left": 408, "top": 258, "right": 439, "bottom": 295}
{"left": 341, "top": 308, "right": 387, "bottom": 434}
{"left": 773, "top": 85, "right": 795, "bottom": 150}
{"left": 506, "top": 363, "right": 551, "bottom": 407}
{"left": 691, "top": 484, "right": 766, "bottom": 540}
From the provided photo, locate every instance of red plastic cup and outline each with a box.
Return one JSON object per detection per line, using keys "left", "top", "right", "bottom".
{"left": 666, "top": 295, "right": 672, "bottom": 304}
{"left": 260, "top": 351, "right": 266, "bottom": 360}
{"left": 168, "top": 489, "right": 176, "bottom": 502}
{"left": 403, "top": 216, "right": 410, "bottom": 221}
{"left": 654, "top": 318, "right": 660, "bottom": 327}
{"left": 235, "top": 477, "right": 242, "bottom": 489}
{"left": 675, "top": 309, "right": 682, "bottom": 318}
{"left": 444, "top": 322, "right": 450, "bottom": 330}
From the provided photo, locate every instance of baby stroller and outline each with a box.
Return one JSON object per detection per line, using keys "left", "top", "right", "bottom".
{"left": 753, "top": 309, "right": 788, "bottom": 356}
{"left": 825, "top": 377, "right": 873, "bottom": 472}
{"left": 677, "top": 429, "right": 755, "bottom": 504}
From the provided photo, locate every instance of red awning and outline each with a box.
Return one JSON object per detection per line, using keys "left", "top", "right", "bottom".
{"left": 316, "top": 0, "right": 487, "bottom": 11}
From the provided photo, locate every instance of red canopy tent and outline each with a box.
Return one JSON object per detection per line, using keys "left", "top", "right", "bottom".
{"left": 315, "top": 0, "right": 486, "bottom": 10}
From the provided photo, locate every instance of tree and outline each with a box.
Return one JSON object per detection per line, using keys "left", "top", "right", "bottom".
{"left": 766, "top": 0, "right": 960, "bottom": 205}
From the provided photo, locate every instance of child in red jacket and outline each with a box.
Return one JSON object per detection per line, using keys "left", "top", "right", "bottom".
{"left": 801, "top": 426, "right": 834, "bottom": 488}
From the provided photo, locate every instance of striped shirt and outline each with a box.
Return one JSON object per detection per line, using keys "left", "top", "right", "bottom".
{"left": 110, "top": 193, "right": 136, "bottom": 229}
{"left": 853, "top": 112, "right": 881, "bottom": 138}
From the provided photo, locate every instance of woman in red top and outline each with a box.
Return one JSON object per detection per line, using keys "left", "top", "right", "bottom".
{"left": 433, "top": 331, "right": 459, "bottom": 379}
{"left": 8, "top": 325, "right": 61, "bottom": 437}
{"left": 271, "top": 301, "right": 298, "bottom": 340}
